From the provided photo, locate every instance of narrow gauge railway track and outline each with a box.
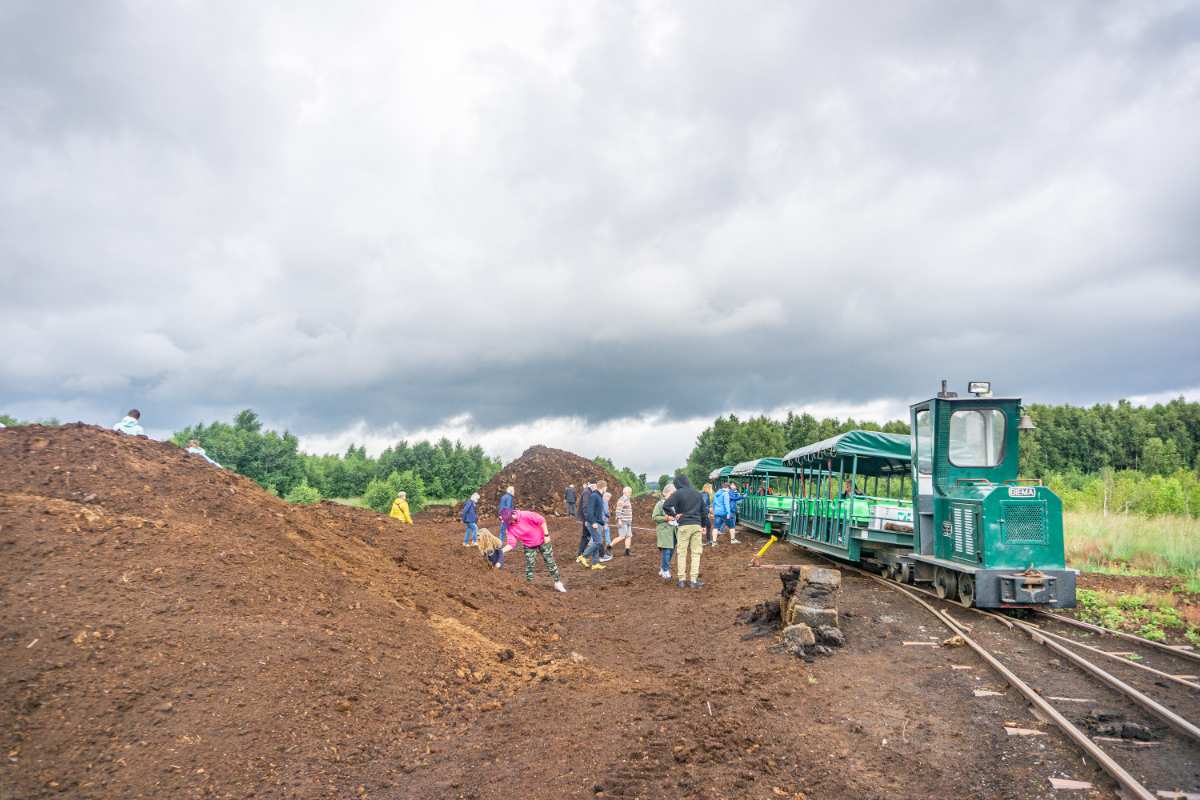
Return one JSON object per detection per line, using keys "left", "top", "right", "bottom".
{"left": 813, "top": 558, "right": 1200, "bottom": 799}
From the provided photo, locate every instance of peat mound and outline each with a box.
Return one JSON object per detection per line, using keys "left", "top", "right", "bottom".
{"left": 0, "top": 424, "right": 580, "bottom": 799}
{"left": 474, "top": 445, "right": 624, "bottom": 517}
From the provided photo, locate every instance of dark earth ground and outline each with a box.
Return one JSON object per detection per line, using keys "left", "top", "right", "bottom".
{"left": 0, "top": 425, "right": 1141, "bottom": 799}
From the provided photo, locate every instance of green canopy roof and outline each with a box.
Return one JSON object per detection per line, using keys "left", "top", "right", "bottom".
{"left": 782, "top": 430, "right": 912, "bottom": 476}
{"left": 731, "top": 456, "right": 791, "bottom": 476}
{"left": 708, "top": 465, "right": 734, "bottom": 480}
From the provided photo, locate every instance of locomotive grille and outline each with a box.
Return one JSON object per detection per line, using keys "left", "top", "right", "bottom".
{"left": 951, "top": 504, "right": 976, "bottom": 555}
{"left": 1003, "top": 503, "right": 1046, "bottom": 544}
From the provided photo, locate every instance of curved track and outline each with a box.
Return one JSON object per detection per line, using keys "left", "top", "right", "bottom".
{"left": 824, "top": 559, "right": 1200, "bottom": 799}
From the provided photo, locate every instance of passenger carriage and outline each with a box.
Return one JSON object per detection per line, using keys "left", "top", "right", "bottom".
{"left": 729, "top": 457, "right": 797, "bottom": 536}
{"left": 781, "top": 430, "right": 915, "bottom": 567}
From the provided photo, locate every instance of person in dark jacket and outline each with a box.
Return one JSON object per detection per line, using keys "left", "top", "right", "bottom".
{"left": 461, "top": 493, "right": 480, "bottom": 545}
{"left": 564, "top": 484, "right": 577, "bottom": 517}
{"left": 576, "top": 480, "right": 594, "bottom": 557}
{"left": 498, "top": 485, "right": 515, "bottom": 546}
{"left": 662, "top": 473, "right": 709, "bottom": 588}
{"left": 577, "top": 480, "right": 608, "bottom": 569}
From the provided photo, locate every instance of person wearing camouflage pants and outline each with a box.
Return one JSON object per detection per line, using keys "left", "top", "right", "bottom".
{"left": 503, "top": 509, "right": 567, "bottom": 592}
{"left": 523, "top": 542, "right": 561, "bottom": 583}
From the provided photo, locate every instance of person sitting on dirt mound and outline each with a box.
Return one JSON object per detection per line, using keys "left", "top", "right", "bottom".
{"left": 611, "top": 486, "right": 634, "bottom": 557}
{"left": 185, "top": 439, "right": 222, "bottom": 468}
{"left": 113, "top": 409, "right": 144, "bottom": 436}
{"left": 662, "top": 474, "right": 708, "bottom": 589}
{"left": 653, "top": 483, "right": 676, "bottom": 580}
{"left": 389, "top": 491, "right": 413, "bottom": 524}
{"left": 498, "top": 485, "right": 514, "bottom": 545}
{"left": 502, "top": 509, "right": 566, "bottom": 592}
{"left": 462, "top": 493, "right": 480, "bottom": 546}
{"left": 476, "top": 528, "right": 504, "bottom": 569}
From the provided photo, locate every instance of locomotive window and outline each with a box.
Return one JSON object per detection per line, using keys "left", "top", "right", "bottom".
{"left": 915, "top": 410, "right": 932, "bottom": 475}
{"left": 949, "top": 409, "right": 1006, "bottom": 467}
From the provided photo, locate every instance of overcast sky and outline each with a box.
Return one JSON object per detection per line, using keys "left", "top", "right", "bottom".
{"left": 2, "top": 1, "right": 1199, "bottom": 476}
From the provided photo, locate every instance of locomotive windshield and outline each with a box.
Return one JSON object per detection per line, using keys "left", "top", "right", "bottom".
{"left": 949, "top": 408, "right": 1006, "bottom": 467}
{"left": 915, "top": 410, "right": 932, "bottom": 475}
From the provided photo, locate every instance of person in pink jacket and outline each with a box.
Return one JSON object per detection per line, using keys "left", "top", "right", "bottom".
{"left": 503, "top": 509, "right": 567, "bottom": 592}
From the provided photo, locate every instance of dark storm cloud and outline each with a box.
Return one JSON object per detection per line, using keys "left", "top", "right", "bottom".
{"left": 2, "top": 0, "right": 1199, "bottom": 454}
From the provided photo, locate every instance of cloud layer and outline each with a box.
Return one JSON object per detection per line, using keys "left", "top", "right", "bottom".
{"left": 2, "top": 1, "right": 1199, "bottom": 473}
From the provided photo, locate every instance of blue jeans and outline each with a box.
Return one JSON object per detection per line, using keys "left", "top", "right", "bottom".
{"left": 498, "top": 520, "right": 508, "bottom": 546}
{"left": 463, "top": 522, "right": 478, "bottom": 545}
{"left": 659, "top": 547, "right": 674, "bottom": 574}
{"left": 603, "top": 525, "right": 611, "bottom": 547}
{"left": 582, "top": 524, "right": 605, "bottom": 565}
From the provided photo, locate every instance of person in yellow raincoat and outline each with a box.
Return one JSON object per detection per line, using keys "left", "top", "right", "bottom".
{"left": 389, "top": 491, "right": 413, "bottom": 524}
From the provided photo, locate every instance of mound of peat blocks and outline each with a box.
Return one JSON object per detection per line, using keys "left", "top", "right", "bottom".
{"left": 474, "top": 445, "right": 624, "bottom": 518}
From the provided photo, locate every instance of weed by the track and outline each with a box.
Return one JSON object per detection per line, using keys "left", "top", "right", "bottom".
{"left": 1075, "top": 588, "right": 1197, "bottom": 643}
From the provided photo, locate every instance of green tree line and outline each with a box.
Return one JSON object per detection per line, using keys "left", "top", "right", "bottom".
{"left": 592, "top": 456, "right": 651, "bottom": 495}
{"left": 172, "top": 410, "right": 503, "bottom": 511}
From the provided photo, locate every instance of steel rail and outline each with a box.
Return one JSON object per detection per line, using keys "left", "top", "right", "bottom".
{"left": 845, "top": 566, "right": 1157, "bottom": 800}
{"left": 986, "top": 612, "right": 1200, "bottom": 743}
{"left": 1034, "top": 610, "right": 1200, "bottom": 666}
{"left": 1008, "top": 620, "right": 1200, "bottom": 691}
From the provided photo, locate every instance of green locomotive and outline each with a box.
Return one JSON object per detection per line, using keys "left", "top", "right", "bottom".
{"left": 766, "top": 381, "right": 1074, "bottom": 609}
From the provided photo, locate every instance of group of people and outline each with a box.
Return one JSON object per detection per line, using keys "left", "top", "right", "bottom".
{"left": 652, "top": 477, "right": 743, "bottom": 589}
{"left": 113, "top": 409, "right": 224, "bottom": 468}
{"left": 460, "top": 486, "right": 567, "bottom": 593}
{"left": 568, "top": 480, "right": 634, "bottom": 570}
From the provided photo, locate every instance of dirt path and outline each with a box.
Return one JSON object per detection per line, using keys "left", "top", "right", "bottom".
{"left": 387, "top": 519, "right": 1120, "bottom": 800}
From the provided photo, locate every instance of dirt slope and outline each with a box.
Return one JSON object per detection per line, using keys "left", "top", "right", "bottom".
{"left": 0, "top": 424, "right": 579, "bottom": 799}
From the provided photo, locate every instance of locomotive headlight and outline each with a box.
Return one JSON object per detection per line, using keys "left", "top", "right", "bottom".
{"left": 968, "top": 380, "right": 992, "bottom": 396}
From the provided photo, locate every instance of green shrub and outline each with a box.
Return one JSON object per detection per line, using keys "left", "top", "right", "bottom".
{"left": 284, "top": 479, "right": 321, "bottom": 505}
{"left": 363, "top": 470, "right": 426, "bottom": 514}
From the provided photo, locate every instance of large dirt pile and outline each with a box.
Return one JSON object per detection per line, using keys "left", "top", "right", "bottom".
{"left": 0, "top": 424, "right": 582, "bottom": 800}
{"left": 475, "top": 445, "right": 624, "bottom": 517}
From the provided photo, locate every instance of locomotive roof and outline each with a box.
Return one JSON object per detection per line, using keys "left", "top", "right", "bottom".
{"left": 782, "top": 430, "right": 912, "bottom": 476}
{"left": 731, "top": 456, "right": 790, "bottom": 476}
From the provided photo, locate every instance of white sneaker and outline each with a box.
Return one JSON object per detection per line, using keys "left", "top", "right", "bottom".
{"left": 553, "top": 581, "right": 567, "bottom": 593}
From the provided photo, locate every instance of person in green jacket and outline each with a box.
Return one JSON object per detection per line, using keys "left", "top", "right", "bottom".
{"left": 653, "top": 483, "right": 677, "bottom": 581}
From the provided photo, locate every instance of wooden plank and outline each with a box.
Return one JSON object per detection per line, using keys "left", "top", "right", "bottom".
{"left": 1048, "top": 778, "right": 1093, "bottom": 790}
{"left": 1004, "top": 726, "right": 1046, "bottom": 736}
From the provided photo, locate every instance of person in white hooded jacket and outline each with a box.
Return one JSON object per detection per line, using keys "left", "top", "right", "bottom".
{"left": 113, "top": 409, "right": 144, "bottom": 436}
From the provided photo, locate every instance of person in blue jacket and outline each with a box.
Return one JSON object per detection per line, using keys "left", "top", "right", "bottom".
{"left": 727, "top": 483, "right": 744, "bottom": 543}
{"left": 462, "top": 493, "right": 480, "bottom": 546}
{"left": 498, "top": 485, "right": 515, "bottom": 546}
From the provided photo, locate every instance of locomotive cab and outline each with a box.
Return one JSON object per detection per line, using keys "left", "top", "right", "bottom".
{"left": 908, "top": 381, "right": 1075, "bottom": 608}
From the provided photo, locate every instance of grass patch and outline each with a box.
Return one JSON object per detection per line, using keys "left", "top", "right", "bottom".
{"left": 421, "top": 497, "right": 458, "bottom": 507}
{"left": 327, "top": 497, "right": 368, "bottom": 508}
{"left": 1075, "top": 588, "right": 1197, "bottom": 644}
{"left": 1065, "top": 510, "right": 1200, "bottom": 578}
